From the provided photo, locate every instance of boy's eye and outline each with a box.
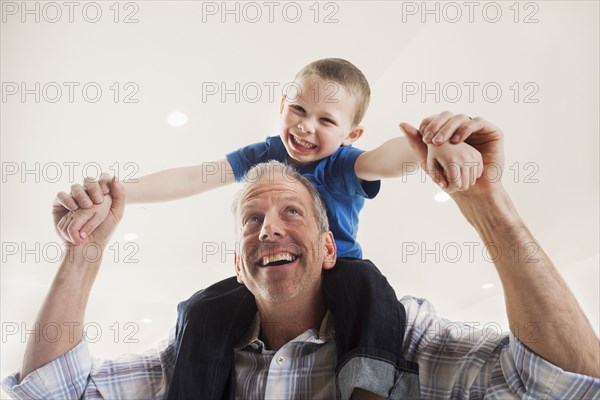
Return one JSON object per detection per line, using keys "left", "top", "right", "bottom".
{"left": 321, "top": 118, "right": 336, "bottom": 126}
{"left": 291, "top": 105, "right": 305, "bottom": 113}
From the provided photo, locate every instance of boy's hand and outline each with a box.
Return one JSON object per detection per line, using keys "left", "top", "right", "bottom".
{"left": 427, "top": 142, "right": 483, "bottom": 192}
{"left": 54, "top": 173, "right": 114, "bottom": 243}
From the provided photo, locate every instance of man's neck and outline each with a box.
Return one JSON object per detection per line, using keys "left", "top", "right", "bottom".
{"left": 256, "top": 289, "right": 327, "bottom": 350}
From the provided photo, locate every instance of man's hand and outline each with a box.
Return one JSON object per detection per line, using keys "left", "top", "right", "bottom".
{"left": 53, "top": 174, "right": 125, "bottom": 249}
{"left": 426, "top": 141, "right": 483, "bottom": 193}
{"left": 53, "top": 173, "right": 114, "bottom": 244}
{"left": 400, "top": 111, "right": 505, "bottom": 198}
{"left": 20, "top": 175, "right": 126, "bottom": 380}
{"left": 404, "top": 113, "right": 600, "bottom": 377}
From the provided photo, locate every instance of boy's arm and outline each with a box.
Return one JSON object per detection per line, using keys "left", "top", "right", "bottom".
{"left": 354, "top": 135, "right": 483, "bottom": 193}
{"left": 354, "top": 136, "right": 421, "bottom": 181}
{"left": 56, "top": 159, "right": 236, "bottom": 244}
{"left": 61, "top": 158, "right": 236, "bottom": 209}
{"left": 124, "top": 158, "right": 236, "bottom": 203}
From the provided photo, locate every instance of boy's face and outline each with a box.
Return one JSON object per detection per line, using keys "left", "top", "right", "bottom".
{"left": 279, "top": 75, "right": 363, "bottom": 165}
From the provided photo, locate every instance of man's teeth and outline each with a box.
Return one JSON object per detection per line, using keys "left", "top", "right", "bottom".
{"left": 292, "top": 134, "right": 317, "bottom": 149}
{"left": 261, "top": 253, "right": 297, "bottom": 266}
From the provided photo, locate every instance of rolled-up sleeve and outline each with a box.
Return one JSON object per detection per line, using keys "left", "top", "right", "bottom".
{"left": 3, "top": 340, "right": 93, "bottom": 399}
{"left": 401, "top": 296, "right": 600, "bottom": 399}
{"left": 3, "top": 330, "right": 176, "bottom": 400}
{"left": 501, "top": 333, "right": 599, "bottom": 399}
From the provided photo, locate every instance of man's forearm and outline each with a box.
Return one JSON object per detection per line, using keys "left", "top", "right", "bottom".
{"left": 20, "top": 245, "right": 101, "bottom": 380}
{"left": 453, "top": 185, "right": 599, "bottom": 377}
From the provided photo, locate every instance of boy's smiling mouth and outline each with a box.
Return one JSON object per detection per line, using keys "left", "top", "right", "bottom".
{"left": 290, "top": 133, "right": 318, "bottom": 152}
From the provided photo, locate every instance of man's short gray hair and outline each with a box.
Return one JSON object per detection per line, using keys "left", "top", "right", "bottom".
{"left": 231, "top": 161, "right": 329, "bottom": 234}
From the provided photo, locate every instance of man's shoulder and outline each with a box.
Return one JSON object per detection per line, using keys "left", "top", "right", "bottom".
{"left": 399, "top": 295, "right": 437, "bottom": 316}
{"left": 177, "top": 277, "right": 252, "bottom": 318}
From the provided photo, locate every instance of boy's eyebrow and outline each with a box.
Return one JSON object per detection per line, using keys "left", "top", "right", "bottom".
{"left": 320, "top": 111, "right": 338, "bottom": 119}
{"left": 295, "top": 98, "right": 339, "bottom": 119}
{"left": 294, "top": 92, "right": 341, "bottom": 116}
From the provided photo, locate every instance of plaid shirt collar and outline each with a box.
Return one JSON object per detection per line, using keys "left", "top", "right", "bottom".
{"left": 234, "top": 311, "right": 335, "bottom": 352}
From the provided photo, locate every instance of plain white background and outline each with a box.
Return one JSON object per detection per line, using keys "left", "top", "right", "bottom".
{"left": 1, "top": 1, "right": 599, "bottom": 396}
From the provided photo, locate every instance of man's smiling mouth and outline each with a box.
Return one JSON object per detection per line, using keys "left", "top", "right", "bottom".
{"left": 258, "top": 252, "right": 298, "bottom": 267}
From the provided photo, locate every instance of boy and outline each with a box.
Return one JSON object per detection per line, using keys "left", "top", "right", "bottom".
{"left": 66, "top": 58, "right": 481, "bottom": 254}
{"left": 60, "top": 59, "right": 482, "bottom": 398}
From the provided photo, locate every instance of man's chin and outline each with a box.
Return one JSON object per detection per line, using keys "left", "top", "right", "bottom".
{"left": 257, "top": 290, "right": 296, "bottom": 304}
{"left": 256, "top": 284, "right": 301, "bottom": 304}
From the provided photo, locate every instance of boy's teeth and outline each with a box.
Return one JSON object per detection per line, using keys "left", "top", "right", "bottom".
{"left": 261, "top": 253, "right": 296, "bottom": 266}
{"left": 292, "top": 134, "right": 317, "bottom": 149}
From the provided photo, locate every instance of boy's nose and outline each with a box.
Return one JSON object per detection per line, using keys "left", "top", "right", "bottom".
{"left": 298, "top": 121, "right": 315, "bottom": 134}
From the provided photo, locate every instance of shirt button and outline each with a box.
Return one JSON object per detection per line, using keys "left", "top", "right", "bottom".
{"left": 276, "top": 356, "right": 285, "bottom": 365}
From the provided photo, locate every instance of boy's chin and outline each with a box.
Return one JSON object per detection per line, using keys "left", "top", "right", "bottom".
{"left": 286, "top": 154, "right": 314, "bottom": 166}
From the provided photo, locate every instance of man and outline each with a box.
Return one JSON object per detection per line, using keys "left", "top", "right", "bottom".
{"left": 3, "top": 114, "right": 599, "bottom": 399}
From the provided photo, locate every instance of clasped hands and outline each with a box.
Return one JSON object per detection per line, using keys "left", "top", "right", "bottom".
{"left": 401, "top": 111, "right": 504, "bottom": 193}
{"left": 53, "top": 173, "right": 126, "bottom": 249}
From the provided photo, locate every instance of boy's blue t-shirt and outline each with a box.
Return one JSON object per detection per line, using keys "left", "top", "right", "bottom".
{"left": 226, "top": 136, "right": 381, "bottom": 258}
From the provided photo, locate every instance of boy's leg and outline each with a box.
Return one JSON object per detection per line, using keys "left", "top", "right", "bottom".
{"left": 323, "top": 258, "right": 420, "bottom": 400}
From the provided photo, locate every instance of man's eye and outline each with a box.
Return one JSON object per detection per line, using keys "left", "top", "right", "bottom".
{"left": 245, "top": 215, "right": 259, "bottom": 224}
{"left": 287, "top": 208, "right": 299, "bottom": 216}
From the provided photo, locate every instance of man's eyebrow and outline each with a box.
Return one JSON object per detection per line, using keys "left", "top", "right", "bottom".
{"left": 281, "top": 196, "right": 307, "bottom": 209}
{"left": 240, "top": 196, "right": 307, "bottom": 210}
{"left": 240, "top": 201, "right": 258, "bottom": 214}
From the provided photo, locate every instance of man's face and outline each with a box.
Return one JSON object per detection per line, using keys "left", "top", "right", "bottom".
{"left": 279, "top": 75, "right": 363, "bottom": 165}
{"left": 235, "top": 172, "right": 336, "bottom": 304}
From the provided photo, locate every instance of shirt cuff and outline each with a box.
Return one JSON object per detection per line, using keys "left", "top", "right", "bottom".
{"left": 225, "top": 152, "right": 245, "bottom": 182}
{"left": 505, "top": 332, "right": 600, "bottom": 399}
{"left": 336, "top": 354, "right": 420, "bottom": 400}
{"left": 2, "top": 340, "right": 92, "bottom": 400}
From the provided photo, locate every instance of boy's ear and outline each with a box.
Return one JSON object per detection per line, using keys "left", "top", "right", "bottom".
{"left": 322, "top": 231, "right": 337, "bottom": 270}
{"left": 342, "top": 126, "right": 364, "bottom": 146}
{"left": 234, "top": 253, "right": 245, "bottom": 285}
{"left": 279, "top": 96, "right": 286, "bottom": 114}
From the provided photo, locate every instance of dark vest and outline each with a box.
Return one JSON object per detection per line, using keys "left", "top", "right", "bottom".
{"left": 166, "top": 258, "right": 420, "bottom": 400}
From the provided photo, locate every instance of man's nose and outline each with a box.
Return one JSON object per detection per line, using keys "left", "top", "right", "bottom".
{"left": 259, "top": 214, "right": 284, "bottom": 241}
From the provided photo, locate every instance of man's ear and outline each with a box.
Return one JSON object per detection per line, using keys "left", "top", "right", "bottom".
{"left": 279, "top": 96, "right": 286, "bottom": 114}
{"left": 234, "top": 253, "right": 244, "bottom": 285}
{"left": 322, "top": 231, "right": 337, "bottom": 270}
{"left": 342, "top": 126, "right": 364, "bottom": 146}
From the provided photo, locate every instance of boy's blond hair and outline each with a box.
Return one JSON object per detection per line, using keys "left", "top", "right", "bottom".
{"left": 294, "top": 58, "right": 370, "bottom": 127}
